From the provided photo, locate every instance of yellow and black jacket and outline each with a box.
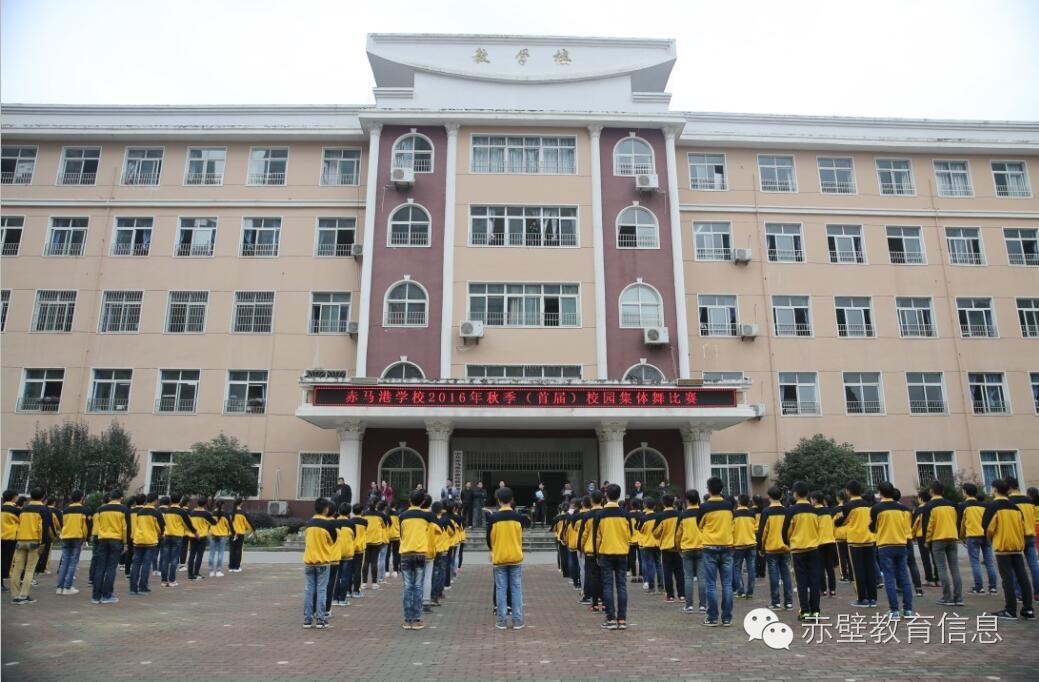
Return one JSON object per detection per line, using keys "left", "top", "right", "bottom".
{"left": 733, "top": 506, "right": 757, "bottom": 548}
{"left": 814, "top": 505, "right": 836, "bottom": 545}
{"left": 487, "top": 505, "right": 528, "bottom": 566}
{"left": 581, "top": 506, "right": 602, "bottom": 554}
{"left": 983, "top": 495, "right": 1027, "bottom": 553}
{"left": 303, "top": 514, "right": 339, "bottom": 565}
{"left": 835, "top": 496, "right": 876, "bottom": 546}
{"left": 593, "top": 502, "right": 631, "bottom": 556}
{"left": 163, "top": 504, "right": 196, "bottom": 539}
{"left": 232, "top": 510, "right": 254, "bottom": 537}
{"left": 423, "top": 513, "right": 440, "bottom": 560}
{"left": 870, "top": 500, "right": 912, "bottom": 548}
{"left": 782, "top": 500, "right": 819, "bottom": 552}
{"left": 922, "top": 496, "right": 960, "bottom": 544}
{"left": 59, "top": 502, "right": 91, "bottom": 541}
{"left": 698, "top": 496, "right": 735, "bottom": 546}
{"left": 757, "top": 503, "right": 789, "bottom": 553}
{"left": 959, "top": 498, "right": 987, "bottom": 539}
{"left": 335, "top": 516, "right": 355, "bottom": 560}
{"left": 654, "top": 507, "right": 680, "bottom": 552}
{"left": 388, "top": 511, "right": 401, "bottom": 543}
{"left": 362, "top": 511, "right": 387, "bottom": 546}
{"left": 210, "top": 513, "right": 232, "bottom": 538}
{"left": 46, "top": 504, "right": 62, "bottom": 541}
{"left": 1, "top": 502, "right": 20, "bottom": 541}
{"left": 352, "top": 516, "right": 368, "bottom": 556}
{"left": 677, "top": 505, "right": 703, "bottom": 552}
{"left": 640, "top": 511, "right": 660, "bottom": 549}
{"left": 1008, "top": 493, "right": 1037, "bottom": 538}
{"left": 132, "top": 504, "right": 165, "bottom": 547}
{"left": 14, "top": 501, "right": 52, "bottom": 543}
{"left": 93, "top": 501, "right": 131, "bottom": 543}
{"left": 189, "top": 507, "right": 216, "bottom": 540}
{"left": 398, "top": 506, "right": 434, "bottom": 556}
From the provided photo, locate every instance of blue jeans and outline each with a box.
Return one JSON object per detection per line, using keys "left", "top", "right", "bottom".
{"left": 493, "top": 564, "right": 524, "bottom": 627}
{"left": 431, "top": 553, "right": 447, "bottom": 599}
{"left": 130, "top": 545, "right": 156, "bottom": 592}
{"left": 681, "top": 551, "right": 705, "bottom": 608}
{"left": 208, "top": 536, "right": 228, "bottom": 571}
{"left": 57, "top": 540, "right": 83, "bottom": 589}
{"left": 599, "top": 555, "right": 628, "bottom": 621}
{"left": 766, "top": 553, "right": 793, "bottom": 606}
{"left": 335, "top": 558, "right": 354, "bottom": 601}
{"left": 303, "top": 565, "right": 330, "bottom": 624}
{"left": 159, "top": 536, "right": 182, "bottom": 583}
{"left": 401, "top": 554, "right": 426, "bottom": 621}
{"left": 702, "top": 547, "right": 733, "bottom": 622}
{"left": 732, "top": 547, "right": 756, "bottom": 596}
{"left": 91, "top": 539, "right": 123, "bottom": 601}
{"left": 878, "top": 545, "right": 913, "bottom": 612}
{"left": 640, "top": 548, "right": 659, "bottom": 588}
{"left": 377, "top": 545, "right": 388, "bottom": 581}
{"left": 965, "top": 537, "right": 998, "bottom": 591}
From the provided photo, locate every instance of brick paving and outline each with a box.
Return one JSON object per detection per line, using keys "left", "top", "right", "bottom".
{"left": 3, "top": 553, "right": 1038, "bottom": 681}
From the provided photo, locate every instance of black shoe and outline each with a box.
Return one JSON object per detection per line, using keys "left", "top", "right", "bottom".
{"left": 1021, "top": 610, "right": 1035, "bottom": 620}
{"left": 983, "top": 609, "right": 1017, "bottom": 620}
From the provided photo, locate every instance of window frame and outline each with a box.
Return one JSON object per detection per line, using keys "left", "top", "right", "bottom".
{"left": 1017, "top": 297, "right": 1039, "bottom": 338}
{"left": 240, "top": 217, "right": 281, "bottom": 257}
{"left": 857, "top": 451, "right": 892, "bottom": 489}
{"left": 120, "top": 146, "right": 164, "bottom": 186}
{"left": 687, "top": 152, "right": 727, "bottom": 190}
{"left": 945, "top": 226, "right": 986, "bottom": 266}
{"left": 875, "top": 158, "right": 916, "bottom": 196}
{"left": 1, "top": 289, "right": 9, "bottom": 332}
{"left": 97, "top": 290, "right": 144, "bottom": 334}
{"left": 17, "top": 368, "right": 65, "bottom": 413}
{"left": 624, "top": 446, "right": 670, "bottom": 491}
{"left": 246, "top": 147, "right": 289, "bottom": 186}
{"left": 757, "top": 154, "right": 797, "bottom": 193}
{"left": 465, "top": 364, "right": 583, "bottom": 381}
{"left": 392, "top": 132, "right": 435, "bottom": 174}
{"left": 842, "top": 371, "right": 885, "bottom": 416}
{"left": 615, "top": 205, "right": 660, "bottom": 249}
{"left": 314, "top": 217, "right": 358, "bottom": 257}
{"left": 1030, "top": 372, "right": 1039, "bottom": 414}
{"left": 933, "top": 159, "right": 974, "bottom": 198}
{"left": 834, "top": 296, "right": 875, "bottom": 338}
{"left": 154, "top": 368, "right": 201, "bottom": 414}
{"left": 771, "top": 295, "right": 813, "bottom": 337}
{"left": 387, "top": 203, "right": 432, "bottom": 248}
{"left": 885, "top": 225, "right": 927, "bottom": 265}
{"left": 816, "top": 156, "right": 858, "bottom": 195}
{"left": 622, "top": 362, "right": 665, "bottom": 384}
{"left": 384, "top": 279, "right": 429, "bottom": 328}
{"left": 297, "top": 452, "right": 341, "bottom": 500}
{"left": 896, "top": 296, "right": 937, "bottom": 338}
{"left": 1003, "top": 227, "right": 1039, "bottom": 266}
{"left": 979, "top": 450, "right": 1021, "bottom": 493}
{"left": 381, "top": 361, "right": 426, "bottom": 381}
{"left": 777, "top": 371, "right": 820, "bottom": 416}
{"left": 826, "top": 224, "right": 867, "bottom": 264}
{"left": 698, "top": 294, "right": 739, "bottom": 337}
{"left": 44, "top": 216, "right": 89, "bottom": 257}
{"left": 57, "top": 146, "right": 101, "bottom": 186}
{"left": 224, "top": 369, "right": 269, "bottom": 415}
{"left": 319, "top": 147, "right": 362, "bottom": 186}
{"left": 183, "top": 146, "right": 227, "bottom": 186}
{"left": 1, "top": 146, "right": 37, "bottom": 185}
{"left": 377, "top": 447, "right": 426, "bottom": 497}
{"left": 764, "top": 222, "right": 805, "bottom": 263}
{"left": 31, "top": 289, "right": 76, "bottom": 333}
{"left": 693, "top": 221, "right": 731, "bottom": 261}
{"left": 175, "top": 216, "right": 218, "bottom": 257}
{"left": 967, "top": 372, "right": 1011, "bottom": 415}
{"left": 110, "top": 216, "right": 153, "bottom": 257}
{"left": 468, "top": 205, "right": 579, "bottom": 248}
{"left": 1, "top": 215, "right": 25, "bottom": 256}
{"left": 309, "top": 291, "right": 352, "bottom": 334}
{"left": 467, "top": 281, "right": 581, "bottom": 328}
{"left": 165, "top": 290, "right": 209, "bottom": 334}
{"left": 231, "top": 291, "right": 276, "bottom": 334}
{"left": 469, "top": 133, "right": 577, "bottom": 175}
{"left": 990, "top": 160, "right": 1032, "bottom": 198}
{"left": 956, "top": 297, "right": 998, "bottom": 338}
{"left": 612, "top": 136, "right": 655, "bottom": 177}
{"left": 87, "top": 368, "right": 133, "bottom": 413}
{"left": 915, "top": 451, "right": 956, "bottom": 488}
{"left": 619, "top": 282, "right": 664, "bottom": 329}
{"left": 906, "top": 371, "right": 948, "bottom": 415}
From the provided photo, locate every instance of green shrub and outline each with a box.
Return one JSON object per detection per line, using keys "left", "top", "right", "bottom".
{"left": 248, "top": 511, "right": 274, "bottom": 529}
{"left": 246, "top": 527, "right": 288, "bottom": 547}
{"left": 281, "top": 517, "right": 308, "bottom": 534}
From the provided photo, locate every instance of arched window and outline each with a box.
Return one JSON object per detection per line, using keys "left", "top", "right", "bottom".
{"left": 623, "top": 363, "right": 664, "bottom": 384}
{"left": 614, "top": 137, "right": 654, "bottom": 176}
{"left": 619, "top": 283, "right": 663, "bottom": 328}
{"left": 383, "top": 281, "right": 428, "bottom": 327}
{"left": 389, "top": 204, "right": 430, "bottom": 247}
{"left": 392, "top": 134, "right": 434, "bottom": 173}
{"left": 624, "top": 446, "right": 669, "bottom": 492}
{"left": 378, "top": 447, "right": 426, "bottom": 495}
{"left": 616, "top": 206, "right": 659, "bottom": 249}
{"left": 381, "top": 361, "right": 425, "bottom": 381}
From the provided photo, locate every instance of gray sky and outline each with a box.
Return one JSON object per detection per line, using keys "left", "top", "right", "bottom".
{"left": 3, "top": 0, "right": 1038, "bottom": 120}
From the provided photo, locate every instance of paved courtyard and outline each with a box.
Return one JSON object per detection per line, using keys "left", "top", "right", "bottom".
{"left": 3, "top": 551, "right": 1038, "bottom": 682}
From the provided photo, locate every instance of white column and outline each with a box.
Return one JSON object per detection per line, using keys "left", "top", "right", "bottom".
{"left": 588, "top": 124, "right": 609, "bottom": 380}
{"left": 355, "top": 123, "right": 382, "bottom": 377}
{"left": 663, "top": 126, "right": 691, "bottom": 379}
{"left": 337, "top": 419, "right": 365, "bottom": 499}
{"left": 595, "top": 420, "right": 627, "bottom": 498}
{"left": 681, "top": 425, "right": 712, "bottom": 491}
{"left": 425, "top": 420, "right": 453, "bottom": 495}
{"left": 439, "top": 122, "right": 460, "bottom": 379}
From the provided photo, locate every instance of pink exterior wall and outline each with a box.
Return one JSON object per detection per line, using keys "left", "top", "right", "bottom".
{"left": 361, "top": 428, "right": 429, "bottom": 491}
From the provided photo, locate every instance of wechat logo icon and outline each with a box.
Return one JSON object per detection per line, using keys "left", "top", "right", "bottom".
{"left": 743, "top": 607, "right": 794, "bottom": 650}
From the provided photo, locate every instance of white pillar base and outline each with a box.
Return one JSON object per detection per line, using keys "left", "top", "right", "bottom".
{"left": 596, "top": 420, "right": 627, "bottom": 498}
{"left": 337, "top": 420, "right": 365, "bottom": 500}
{"left": 425, "top": 420, "right": 453, "bottom": 495}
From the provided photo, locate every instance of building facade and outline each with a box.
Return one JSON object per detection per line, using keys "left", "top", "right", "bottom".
{"left": 2, "top": 34, "right": 1037, "bottom": 513}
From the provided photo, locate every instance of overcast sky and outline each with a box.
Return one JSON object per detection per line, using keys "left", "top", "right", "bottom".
{"left": 2, "top": 0, "right": 1037, "bottom": 120}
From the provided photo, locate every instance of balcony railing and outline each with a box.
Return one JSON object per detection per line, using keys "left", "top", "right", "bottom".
{"left": 617, "top": 234, "right": 659, "bottom": 249}
{"left": 910, "top": 400, "right": 947, "bottom": 414}
{"left": 889, "top": 251, "right": 925, "bottom": 264}
{"left": 775, "top": 323, "right": 812, "bottom": 337}
{"left": 996, "top": 185, "right": 1029, "bottom": 197}
{"left": 2, "top": 242, "right": 20, "bottom": 256}
{"left": 846, "top": 400, "right": 883, "bottom": 414}
{"left": 176, "top": 243, "right": 214, "bottom": 257}
{"left": 469, "top": 160, "right": 575, "bottom": 174}
{"left": 615, "top": 162, "right": 655, "bottom": 176}
{"left": 761, "top": 180, "right": 796, "bottom": 192}
{"left": 384, "top": 310, "right": 427, "bottom": 326}
{"left": 838, "top": 323, "right": 874, "bottom": 337}
{"left": 900, "top": 323, "right": 936, "bottom": 338}
{"left": 700, "top": 322, "right": 738, "bottom": 337}
{"left": 1, "top": 171, "right": 33, "bottom": 184}
{"left": 156, "top": 398, "right": 196, "bottom": 413}
{"left": 781, "top": 400, "right": 819, "bottom": 415}
{"left": 111, "top": 242, "right": 150, "bottom": 256}
{"left": 185, "top": 172, "right": 223, "bottom": 185}
{"left": 44, "top": 242, "right": 85, "bottom": 256}
{"left": 311, "top": 319, "right": 350, "bottom": 334}
{"left": 240, "top": 243, "right": 279, "bottom": 257}
{"left": 938, "top": 185, "right": 972, "bottom": 197}
{"left": 87, "top": 397, "right": 129, "bottom": 412}
{"left": 1021, "top": 323, "right": 1039, "bottom": 338}
{"left": 59, "top": 171, "right": 96, "bottom": 185}
{"left": 395, "top": 158, "right": 433, "bottom": 173}
{"left": 17, "top": 396, "right": 60, "bottom": 412}
{"left": 949, "top": 251, "right": 984, "bottom": 265}
{"left": 960, "top": 323, "right": 996, "bottom": 338}
{"left": 695, "top": 247, "right": 731, "bottom": 261}
{"left": 389, "top": 231, "right": 429, "bottom": 246}
{"left": 321, "top": 170, "right": 358, "bottom": 186}
{"left": 821, "top": 181, "right": 856, "bottom": 194}
{"left": 315, "top": 243, "right": 354, "bottom": 257}
{"left": 880, "top": 182, "right": 914, "bottom": 195}
{"left": 472, "top": 232, "right": 577, "bottom": 247}
{"left": 122, "top": 171, "right": 159, "bottom": 185}
{"left": 248, "top": 172, "right": 286, "bottom": 185}
{"left": 972, "top": 400, "right": 1007, "bottom": 414}
{"left": 829, "top": 250, "right": 865, "bottom": 264}
{"left": 690, "top": 177, "right": 726, "bottom": 190}
{"left": 1008, "top": 252, "right": 1039, "bottom": 266}
{"left": 768, "top": 249, "right": 804, "bottom": 262}
{"left": 471, "top": 311, "right": 580, "bottom": 327}
{"left": 225, "top": 399, "right": 265, "bottom": 414}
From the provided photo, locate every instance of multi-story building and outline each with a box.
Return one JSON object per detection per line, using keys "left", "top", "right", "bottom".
{"left": 2, "top": 34, "right": 1036, "bottom": 513}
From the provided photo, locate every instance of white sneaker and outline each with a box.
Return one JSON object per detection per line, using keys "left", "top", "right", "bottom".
{"left": 56, "top": 588, "right": 65, "bottom": 595}
{"left": 392, "top": 571, "right": 398, "bottom": 578}
{"left": 65, "top": 587, "right": 80, "bottom": 595}
{"left": 216, "top": 571, "right": 224, "bottom": 577}
{"left": 643, "top": 582, "right": 650, "bottom": 592}
{"left": 152, "top": 570, "right": 161, "bottom": 577}
{"left": 361, "top": 584, "right": 368, "bottom": 590}
{"left": 209, "top": 571, "right": 215, "bottom": 577}
{"left": 168, "top": 581, "right": 179, "bottom": 587}
{"left": 371, "top": 583, "right": 380, "bottom": 590}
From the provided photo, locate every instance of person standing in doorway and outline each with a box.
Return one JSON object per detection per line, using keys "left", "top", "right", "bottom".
{"left": 333, "top": 478, "right": 352, "bottom": 508}
{"left": 381, "top": 480, "right": 395, "bottom": 506}
{"left": 441, "top": 480, "right": 458, "bottom": 503}
{"left": 631, "top": 481, "right": 644, "bottom": 501}
{"left": 561, "top": 482, "right": 575, "bottom": 506}
{"left": 473, "top": 482, "right": 487, "bottom": 529}
{"left": 461, "top": 482, "right": 475, "bottom": 528}
{"left": 533, "top": 483, "right": 547, "bottom": 528}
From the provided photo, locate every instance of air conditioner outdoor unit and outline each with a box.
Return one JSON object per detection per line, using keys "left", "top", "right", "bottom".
{"left": 750, "top": 464, "right": 770, "bottom": 478}
{"left": 346, "top": 321, "right": 359, "bottom": 336}
{"left": 267, "top": 500, "right": 288, "bottom": 516}
{"left": 752, "top": 403, "right": 766, "bottom": 418}
{"left": 459, "top": 320, "right": 485, "bottom": 339}
{"left": 391, "top": 167, "right": 415, "bottom": 187}
{"left": 635, "top": 173, "right": 659, "bottom": 191}
{"left": 643, "top": 326, "right": 669, "bottom": 345}
{"left": 733, "top": 247, "right": 752, "bottom": 263}
{"left": 350, "top": 243, "right": 364, "bottom": 258}
{"left": 739, "top": 323, "right": 759, "bottom": 339}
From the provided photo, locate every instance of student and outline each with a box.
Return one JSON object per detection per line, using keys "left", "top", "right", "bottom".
{"left": 1006, "top": 476, "right": 1039, "bottom": 593}
{"left": 129, "top": 492, "right": 165, "bottom": 595}
{"left": 579, "top": 492, "right": 604, "bottom": 611}
{"left": 639, "top": 497, "right": 661, "bottom": 594}
{"left": 810, "top": 491, "right": 837, "bottom": 597}
{"left": 626, "top": 498, "right": 642, "bottom": 584}
{"left": 9, "top": 488, "right": 52, "bottom": 604}
{"left": 912, "top": 490, "right": 938, "bottom": 586}
{"left": 594, "top": 483, "right": 631, "bottom": 630}
{"left": 420, "top": 495, "right": 440, "bottom": 612}
{"left": 90, "top": 490, "right": 130, "bottom": 605}
{"left": 302, "top": 498, "right": 338, "bottom": 629}
{"left": 575, "top": 496, "right": 593, "bottom": 603}
{"left": 430, "top": 502, "right": 449, "bottom": 605}
{"left": 387, "top": 501, "right": 401, "bottom": 578}
{"left": 982, "top": 479, "right": 1035, "bottom": 620}
{"left": 487, "top": 487, "right": 528, "bottom": 630}
{"left": 330, "top": 502, "right": 355, "bottom": 607}
{"left": 375, "top": 500, "right": 391, "bottom": 584}
{"left": 348, "top": 503, "right": 367, "bottom": 598}
{"left": 732, "top": 494, "right": 758, "bottom": 600}
{"left": 653, "top": 494, "right": 684, "bottom": 603}
{"left": 208, "top": 501, "right": 231, "bottom": 577}
{"left": 922, "top": 480, "right": 964, "bottom": 606}
{"left": 835, "top": 480, "right": 878, "bottom": 608}
{"left": 122, "top": 494, "right": 141, "bottom": 579}
{"left": 783, "top": 481, "right": 822, "bottom": 620}
{"left": 2, "top": 490, "right": 21, "bottom": 592}
{"left": 833, "top": 491, "right": 852, "bottom": 583}
{"left": 55, "top": 490, "right": 90, "bottom": 595}
{"left": 33, "top": 494, "right": 60, "bottom": 579}
{"left": 891, "top": 487, "right": 924, "bottom": 598}
{"left": 228, "top": 499, "right": 254, "bottom": 573}
{"left": 160, "top": 495, "right": 195, "bottom": 587}
{"left": 361, "top": 503, "right": 386, "bottom": 590}
{"left": 758, "top": 486, "right": 793, "bottom": 610}
{"left": 676, "top": 489, "right": 706, "bottom": 613}
{"left": 870, "top": 481, "right": 914, "bottom": 619}
{"left": 960, "top": 483, "right": 998, "bottom": 594}
{"left": 698, "top": 477, "right": 735, "bottom": 626}
{"left": 187, "top": 497, "right": 214, "bottom": 581}
{"left": 398, "top": 490, "right": 433, "bottom": 630}
{"left": 565, "top": 500, "right": 582, "bottom": 590}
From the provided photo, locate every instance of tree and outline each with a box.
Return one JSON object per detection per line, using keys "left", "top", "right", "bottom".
{"left": 86, "top": 421, "right": 139, "bottom": 494}
{"left": 27, "top": 421, "right": 93, "bottom": 498}
{"left": 773, "top": 434, "right": 869, "bottom": 497}
{"left": 169, "top": 434, "right": 258, "bottom": 499}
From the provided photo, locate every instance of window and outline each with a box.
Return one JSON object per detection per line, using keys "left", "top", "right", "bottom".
{"left": 88, "top": 369, "right": 132, "bottom": 412}
{"left": 147, "top": 452, "right": 181, "bottom": 495}
{"left": 1, "top": 216, "right": 23, "bottom": 256}
{"left": 694, "top": 222, "right": 731, "bottom": 261}
{"left": 946, "top": 227, "right": 984, "bottom": 265}
{"left": 1032, "top": 373, "right": 1039, "bottom": 413}
{"left": 979, "top": 451, "right": 1019, "bottom": 491}
{"left": 1018, "top": 298, "right": 1039, "bottom": 338}
{"left": 321, "top": 148, "right": 360, "bottom": 185}
{"left": 388, "top": 205, "right": 430, "bottom": 247}
{"left": 45, "top": 217, "right": 88, "bottom": 256}
{"left": 466, "top": 365, "right": 582, "bottom": 380}
{"left": 247, "top": 148, "right": 287, "bottom": 184}
{"left": 614, "top": 137, "right": 654, "bottom": 175}
{"left": 818, "top": 157, "right": 856, "bottom": 194}
{"left": 382, "top": 362, "right": 424, "bottom": 381}
{"left": 176, "top": 218, "right": 217, "bottom": 257}
{"left": 5, "top": 450, "right": 32, "bottom": 494}
{"left": 703, "top": 371, "right": 745, "bottom": 384}
{"left": 835, "top": 296, "right": 874, "bottom": 337}
{"left": 916, "top": 451, "right": 955, "bottom": 487}
{"left": 969, "top": 372, "right": 1008, "bottom": 414}
{"left": 470, "top": 206, "right": 577, "bottom": 247}
{"left": 241, "top": 217, "right": 280, "bottom": 256}
{"left": 624, "top": 447, "right": 669, "bottom": 492}
{"left": 778, "top": 372, "right": 819, "bottom": 415}
{"left": 233, "top": 291, "right": 274, "bottom": 333}
{"left": 468, "top": 283, "right": 579, "bottom": 327}
{"left": 934, "top": 160, "right": 972, "bottom": 197}
{"left": 122, "top": 147, "right": 163, "bottom": 185}
{"left": 378, "top": 448, "right": 425, "bottom": 498}
{"left": 226, "top": 370, "right": 268, "bottom": 414}
{"left": 619, "top": 283, "right": 663, "bottom": 328}
{"left": 711, "top": 454, "right": 749, "bottom": 496}
{"left": 688, "top": 153, "right": 727, "bottom": 190}
{"left": 185, "top": 147, "right": 225, "bottom": 185}
{"left": 991, "top": 161, "right": 1030, "bottom": 197}
{"left": 827, "top": 225, "right": 865, "bottom": 263}
{"left": 758, "top": 155, "right": 796, "bottom": 192}
{"left": 99, "top": 290, "right": 143, "bottom": 333}
{"left": 897, "top": 297, "right": 936, "bottom": 337}
{"left": 471, "top": 135, "right": 575, "bottom": 174}
{"left": 298, "top": 452, "right": 340, "bottom": 499}
{"left": 616, "top": 206, "right": 659, "bottom": 249}
{"left": 886, "top": 226, "right": 925, "bottom": 264}
{"left": 1005, "top": 228, "right": 1038, "bottom": 266}
{"left": 772, "top": 295, "right": 812, "bottom": 336}
{"left": 907, "top": 372, "right": 947, "bottom": 414}
{"left": 58, "top": 147, "right": 100, "bottom": 185}
{"left": 765, "top": 223, "right": 804, "bottom": 262}
{"left": 698, "top": 295, "right": 738, "bottom": 336}
{"left": 957, "top": 297, "right": 997, "bottom": 338}
{"left": 310, "top": 292, "right": 351, "bottom": 333}
{"left": 843, "top": 372, "right": 883, "bottom": 414}
{"left": 32, "top": 290, "right": 76, "bottom": 332}
{"left": 157, "top": 369, "right": 199, "bottom": 413}
{"left": 111, "top": 217, "right": 152, "bottom": 256}
{"left": 876, "top": 159, "right": 914, "bottom": 195}
{"left": 18, "top": 368, "right": 64, "bottom": 412}
{"left": 166, "top": 291, "right": 207, "bottom": 333}
{"left": 1, "top": 290, "right": 8, "bottom": 332}
{"left": 858, "top": 452, "right": 891, "bottom": 489}
{"left": 1, "top": 147, "right": 35, "bottom": 184}
{"left": 393, "top": 134, "right": 434, "bottom": 173}
{"left": 315, "top": 218, "right": 356, "bottom": 256}
{"left": 623, "top": 363, "right": 664, "bottom": 384}
{"left": 385, "top": 281, "right": 428, "bottom": 326}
